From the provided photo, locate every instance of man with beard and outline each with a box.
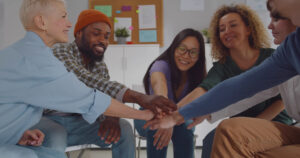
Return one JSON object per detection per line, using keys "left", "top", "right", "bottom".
{"left": 41, "top": 9, "right": 176, "bottom": 158}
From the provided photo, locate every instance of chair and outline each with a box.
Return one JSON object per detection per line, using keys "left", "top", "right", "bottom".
{"left": 65, "top": 144, "right": 104, "bottom": 158}
{"left": 65, "top": 145, "right": 90, "bottom": 158}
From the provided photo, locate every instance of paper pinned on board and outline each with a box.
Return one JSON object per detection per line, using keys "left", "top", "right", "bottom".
{"left": 138, "top": 5, "right": 156, "bottom": 29}
{"left": 139, "top": 30, "right": 157, "bottom": 42}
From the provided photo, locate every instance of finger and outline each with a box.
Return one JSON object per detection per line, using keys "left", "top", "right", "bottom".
{"left": 153, "top": 130, "right": 163, "bottom": 146}
{"left": 98, "top": 124, "right": 105, "bottom": 137}
{"left": 100, "top": 126, "right": 109, "bottom": 140}
{"left": 27, "top": 131, "right": 39, "bottom": 140}
{"left": 161, "top": 99, "right": 177, "bottom": 111}
{"left": 187, "top": 121, "right": 199, "bottom": 129}
{"left": 113, "top": 128, "right": 121, "bottom": 143}
{"left": 144, "top": 119, "right": 160, "bottom": 130}
{"left": 149, "top": 107, "right": 159, "bottom": 115}
{"left": 105, "top": 127, "right": 115, "bottom": 144}
{"left": 36, "top": 130, "right": 45, "bottom": 145}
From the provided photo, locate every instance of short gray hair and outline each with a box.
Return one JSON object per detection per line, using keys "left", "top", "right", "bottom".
{"left": 19, "top": 0, "right": 65, "bottom": 30}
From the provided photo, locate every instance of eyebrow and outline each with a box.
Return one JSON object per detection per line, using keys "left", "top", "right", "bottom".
{"left": 219, "top": 19, "right": 238, "bottom": 27}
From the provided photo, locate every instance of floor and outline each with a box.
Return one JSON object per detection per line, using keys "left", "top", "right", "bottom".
{"left": 67, "top": 144, "right": 203, "bottom": 158}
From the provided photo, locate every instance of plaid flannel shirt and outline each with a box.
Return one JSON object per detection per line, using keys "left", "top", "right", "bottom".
{"left": 44, "top": 42, "right": 127, "bottom": 115}
{"left": 53, "top": 41, "right": 128, "bottom": 100}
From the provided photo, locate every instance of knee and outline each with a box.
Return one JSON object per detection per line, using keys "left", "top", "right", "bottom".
{"left": 0, "top": 146, "right": 38, "bottom": 158}
{"left": 216, "top": 117, "right": 247, "bottom": 139}
{"left": 119, "top": 119, "right": 134, "bottom": 140}
{"left": 43, "top": 124, "right": 67, "bottom": 152}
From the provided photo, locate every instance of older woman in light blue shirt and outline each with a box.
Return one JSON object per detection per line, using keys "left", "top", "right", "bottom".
{"left": 0, "top": 0, "right": 153, "bottom": 157}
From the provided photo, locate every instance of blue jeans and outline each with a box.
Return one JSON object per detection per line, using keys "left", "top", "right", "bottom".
{"left": 201, "top": 129, "right": 216, "bottom": 158}
{"left": 38, "top": 115, "right": 135, "bottom": 158}
{"left": 0, "top": 145, "right": 66, "bottom": 158}
{"left": 135, "top": 119, "right": 195, "bottom": 158}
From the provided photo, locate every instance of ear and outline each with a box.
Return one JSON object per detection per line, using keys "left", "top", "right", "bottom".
{"left": 75, "top": 30, "right": 83, "bottom": 39}
{"left": 33, "top": 15, "right": 47, "bottom": 31}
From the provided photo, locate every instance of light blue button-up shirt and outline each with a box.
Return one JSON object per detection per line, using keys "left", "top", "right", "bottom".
{"left": 0, "top": 32, "right": 111, "bottom": 145}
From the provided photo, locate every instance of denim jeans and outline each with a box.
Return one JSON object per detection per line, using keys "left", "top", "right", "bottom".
{"left": 201, "top": 129, "right": 216, "bottom": 158}
{"left": 134, "top": 119, "right": 195, "bottom": 158}
{"left": 0, "top": 144, "right": 66, "bottom": 158}
{"left": 38, "top": 115, "right": 135, "bottom": 158}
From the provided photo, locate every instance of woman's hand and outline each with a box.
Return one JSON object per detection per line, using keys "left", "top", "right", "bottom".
{"left": 18, "top": 129, "right": 44, "bottom": 146}
{"left": 153, "top": 128, "right": 173, "bottom": 150}
{"left": 144, "top": 111, "right": 184, "bottom": 130}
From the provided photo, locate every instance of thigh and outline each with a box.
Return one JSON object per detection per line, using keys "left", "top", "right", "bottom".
{"left": 0, "top": 145, "right": 38, "bottom": 158}
{"left": 256, "top": 144, "right": 300, "bottom": 158}
{"left": 212, "top": 117, "right": 300, "bottom": 158}
{"left": 32, "top": 117, "right": 67, "bottom": 152}
{"left": 202, "top": 129, "right": 216, "bottom": 158}
{"left": 172, "top": 123, "right": 194, "bottom": 158}
{"left": 134, "top": 119, "right": 148, "bottom": 137}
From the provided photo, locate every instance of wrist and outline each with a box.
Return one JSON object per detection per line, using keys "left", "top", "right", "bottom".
{"left": 173, "top": 111, "right": 184, "bottom": 124}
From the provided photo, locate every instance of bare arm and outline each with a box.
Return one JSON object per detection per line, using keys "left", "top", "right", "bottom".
{"left": 103, "top": 99, "right": 154, "bottom": 121}
{"left": 256, "top": 100, "right": 285, "bottom": 120}
{"left": 122, "top": 72, "right": 176, "bottom": 114}
{"left": 150, "top": 72, "right": 168, "bottom": 98}
{"left": 177, "top": 87, "right": 207, "bottom": 108}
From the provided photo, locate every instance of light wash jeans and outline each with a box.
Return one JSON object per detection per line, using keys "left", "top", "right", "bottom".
{"left": 0, "top": 144, "right": 66, "bottom": 158}
{"left": 134, "top": 119, "right": 195, "bottom": 158}
{"left": 38, "top": 115, "right": 135, "bottom": 158}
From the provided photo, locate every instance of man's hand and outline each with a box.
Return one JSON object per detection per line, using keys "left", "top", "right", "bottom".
{"left": 138, "top": 95, "right": 177, "bottom": 115}
{"left": 144, "top": 111, "right": 184, "bottom": 130}
{"left": 187, "top": 114, "right": 210, "bottom": 129}
{"left": 153, "top": 128, "right": 173, "bottom": 150}
{"left": 98, "top": 116, "right": 121, "bottom": 144}
{"left": 18, "top": 129, "right": 44, "bottom": 146}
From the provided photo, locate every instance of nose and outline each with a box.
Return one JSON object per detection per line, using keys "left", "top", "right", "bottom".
{"left": 182, "top": 50, "right": 191, "bottom": 59}
{"left": 268, "top": 22, "right": 273, "bottom": 30}
{"left": 67, "top": 19, "right": 72, "bottom": 28}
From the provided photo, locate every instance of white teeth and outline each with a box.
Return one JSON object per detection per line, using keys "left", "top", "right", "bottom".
{"left": 179, "top": 59, "right": 189, "bottom": 64}
{"left": 95, "top": 46, "right": 104, "bottom": 52}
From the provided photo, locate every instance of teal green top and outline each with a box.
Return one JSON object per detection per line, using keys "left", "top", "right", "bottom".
{"left": 199, "top": 48, "right": 293, "bottom": 125}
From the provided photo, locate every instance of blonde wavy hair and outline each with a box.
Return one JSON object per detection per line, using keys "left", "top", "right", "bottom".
{"left": 209, "top": 4, "right": 270, "bottom": 62}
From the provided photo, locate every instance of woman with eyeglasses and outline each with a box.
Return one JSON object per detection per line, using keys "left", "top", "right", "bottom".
{"left": 171, "top": 4, "right": 293, "bottom": 158}
{"left": 134, "top": 28, "right": 206, "bottom": 158}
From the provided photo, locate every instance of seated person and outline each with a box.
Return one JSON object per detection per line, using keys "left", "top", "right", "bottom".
{"left": 176, "top": 4, "right": 292, "bottom": 158}
{"left": 38, "top": 9, "right": 176, "bottom": 158}
{"left": 145, "top": 0, "right": 300, "bottom": 157}
{"left": 135, "top": 28, "right": 207, "bottom": 158}
{"left": 0, "top": 1, "right": 155, "bottom": 158}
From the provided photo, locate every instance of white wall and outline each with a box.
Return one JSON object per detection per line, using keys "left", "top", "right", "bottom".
{"left": 0, "top": 0, "right": 273, "bottom": 50}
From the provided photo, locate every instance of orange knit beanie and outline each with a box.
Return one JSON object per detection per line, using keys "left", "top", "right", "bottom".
{"left": 74, "top": 9, "right": 111, "bottom": 37}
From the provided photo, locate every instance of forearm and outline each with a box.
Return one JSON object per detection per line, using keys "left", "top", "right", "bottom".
{"left": 179, "top": 57, "right": 293, "bottom": 120}
{"left": 177, "top": 87, "right": 206, "bottom": 108}
{"left": 103, "top": 98, "right": 153, "bottom": 120}
{"left": 209, "top": 86, "right": 280, "bottom": 123}
{"left": 256, "top": 100, "right": 285, "bottom": 120}
{"left": 122, "top": 89, "right": 145, "bottom": 105}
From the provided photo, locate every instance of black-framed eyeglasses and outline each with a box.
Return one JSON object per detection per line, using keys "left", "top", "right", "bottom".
{"left": 176, "top": 46, "right": 199, "bottom": 59}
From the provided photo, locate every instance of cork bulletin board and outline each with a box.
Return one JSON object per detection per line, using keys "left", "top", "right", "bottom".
{"left": 89, "top": 0, "right": 163, "bottom": 47}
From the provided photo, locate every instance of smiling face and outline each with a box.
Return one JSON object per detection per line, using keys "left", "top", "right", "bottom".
{"left": 43, "top": 1, "right": 72, "bottom": 46}
{"left": 174, "top": 36, "right": 200, "bottom": 72}
{"left": 268, "top": 0, "right": 300, "bottom": 26}
{"left": 268, "top": 17, "right": 296, "bottom": 44}
{"left": 76, "top": 22, "right": 111, "bottom": 61}
{"left": 219, "top": 13, "right": 250, "bottom": 49}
